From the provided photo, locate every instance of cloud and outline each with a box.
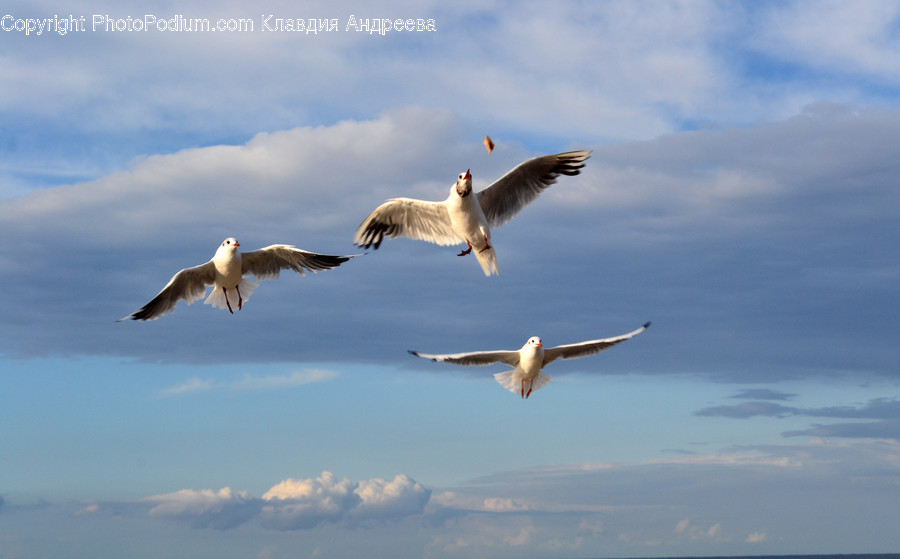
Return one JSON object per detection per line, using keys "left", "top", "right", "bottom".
{"left": 0, "top": 104, "right": 897, "bottom": 388}
{"left": 230, "top": 369, "right": 339, "bottom": 391}
{"left": 755, "top": 1, "right": 900, "bottom": 80}
{"left": 729, "top": 389, "right": 795, "bottom": 401}
{"left": 162, "top": 369, "right": 338, "bottom": 396}
{"left": 144, "top": 487, "right": 258, "bottom": 530}
{"left": 261, "top": 472, "right": 361, "bottom": 530}
{"left": 784, "top": 419, "right": 900, "bottom": 440}
{"left": 142, "top": 471, "right": 430, "bottom": 532}
{"left": 163, "top": 377, "right": 215, "bottom": 396}
{"left": 746, "top": 531, "right": 767, "bottom": 543}
{"left": 353, "top": 474, "right": 431, "bottom": 519}
{"left": 422, "top": 439, "right": 900, "bottom": 554}
{"left": 695, "top": 401, "right": 798, "bottom": 419}
{"left": 9, "top": 440, "right": 900, "bottom": 556}
{"left": 695, "top": 397, "right": 900, "bottom": 440}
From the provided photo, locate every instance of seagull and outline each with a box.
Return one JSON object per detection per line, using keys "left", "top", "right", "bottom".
{"left": 354, "top": 150, "right": 591, "bottom": 276}
{"left": 120, "top": 237, "right": 357, "bottom": 321}
{"left": 409, "top": 322, "right": 651, "bottom": 398}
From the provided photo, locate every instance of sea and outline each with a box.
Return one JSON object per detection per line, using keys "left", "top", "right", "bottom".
{"left": 599, "top": 555, "right": 899, "bottom": 559}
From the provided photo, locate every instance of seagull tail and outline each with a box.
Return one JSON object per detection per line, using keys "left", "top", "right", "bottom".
{"left": 474, "top": 245, "right": 499, "bottom": 276}
{"left": 204, "top": 278, "right": 259, "bottom": 311}
{"left": 493, "top": 370, "right": 552, "bottom": 397}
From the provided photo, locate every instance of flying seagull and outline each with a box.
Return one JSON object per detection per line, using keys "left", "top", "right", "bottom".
{"left": 409, "top": 322, "right": 651, "bottom": 398}
{"left": 354, "top": 150, "right": 591, "bottom": 276}
{"left": 120, "top": 238, "right": 356, "bottom": 321}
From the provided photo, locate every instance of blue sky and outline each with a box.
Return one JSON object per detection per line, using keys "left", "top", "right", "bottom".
{"left": 1, "top": 1, "right": 899, "bottom": 558}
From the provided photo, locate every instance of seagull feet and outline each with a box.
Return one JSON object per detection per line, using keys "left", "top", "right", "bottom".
{"left": 477, "top": 234, "right": 492, "bottom": 253}
{"left": 520, "top": 380, "right": 533, "bottom": 399}
{"left": 223, "top": 287, "right": 234, "bottom": 314}
{"left": 458, "top": 242, "right": 473, "bottom": 256}
{"left": 237, "top": 286, "right": 243, "bottom": 311}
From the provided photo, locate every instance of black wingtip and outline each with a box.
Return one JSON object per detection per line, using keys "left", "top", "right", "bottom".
{"left": 408, "top": 350, "right": 419, "bottom": 357}
{"left": 643, "top": 321, "right": 652, "bottom": 329}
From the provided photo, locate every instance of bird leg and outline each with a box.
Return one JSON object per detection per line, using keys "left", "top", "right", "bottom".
{"left": 236, "top": 285, "right": 243, "bottom": 311}
{"left": 223, "top": 287, "right": 234, "bottom": 314}
{"left": 458, "top": 242, "right": 473, "bottom": 256}
{"left": 478, "top": 234, "right": 492, "bottom": 253}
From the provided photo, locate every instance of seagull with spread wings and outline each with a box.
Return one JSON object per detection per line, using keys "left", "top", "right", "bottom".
{"left": 120, "top": 238, "right": 357, "bottom": 321}
{"left": 354, "top": 150, "right": 590, "bottom": 276}
{"left": 409, "top": 322, "right": 651, "bottom": 398}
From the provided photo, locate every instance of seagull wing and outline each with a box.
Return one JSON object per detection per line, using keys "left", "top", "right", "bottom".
{"left": 477, "top": 150, "right": 591, "bottom": 228}
{"left": 120, "top": 261, "right": 216, "bottom": 321}
{"left": 542, "top": 322, "right": 651, "bottom": 366}
{"left": 408, "top": 348, "right": 521, "bottom": 367}
{"left": 354, "top": 198, "right": 463, "bottom": 249}
{"left": 241, "top": 245, "right": 353, "bottom": 280}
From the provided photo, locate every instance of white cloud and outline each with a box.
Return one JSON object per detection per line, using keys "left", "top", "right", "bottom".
{"left": 163, "top": 377, "right": 215, "bottom": 395}
{"left": 262, "top": 472, "right": 360, "bottom": 530}
{"left": 162, "top": 369, "right": 338, "bottom": 396}
{"left": 230, "top": 369, "right": 339, "bottom": 391}
{"left": 353, "top": 474, "right": 431, "bottom": 519}
{"left": 145, "top": 487, "right": 248, "bottom": 517}
{"left": 756, "top": 1, "right": 900, "bottom": 79}
{"left": 141, "top": 471, "right": 431, "bottom": 532}
{"left": 144, "top": 487, "right": 258, "bottom": 530}
{"left": 746, "top": 531, "right": 767, "bottom": 543}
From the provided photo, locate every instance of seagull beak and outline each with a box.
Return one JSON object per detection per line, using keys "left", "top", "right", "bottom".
{"left": 464, "top": 169, "right": 471, "bottom": 181}
{"left": 234, "top": 241, "right": 240, "bottom": 247}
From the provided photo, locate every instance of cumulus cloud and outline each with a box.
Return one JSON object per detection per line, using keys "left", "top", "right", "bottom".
{"left": 142, "top": 471, "right": 430, "bottom": 531}
{"left": 353, "top": 474, "right": 431, "bottom": 519}
{"left": 261, "top": 472, "right": 361, "bottom": 530}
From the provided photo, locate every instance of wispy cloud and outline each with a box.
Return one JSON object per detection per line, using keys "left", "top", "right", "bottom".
{"left": 163, "top": 377, "right": 215, "bottom": 396}
{"left": 162, "top": 369, "right": 338, "bottom": 396}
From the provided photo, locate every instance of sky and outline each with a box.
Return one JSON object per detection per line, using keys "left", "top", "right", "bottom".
{"left": 1, "top": 1, "right": 899, "bottom": 558}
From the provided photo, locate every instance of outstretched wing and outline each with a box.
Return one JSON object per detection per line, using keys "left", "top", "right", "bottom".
{"left": 408, "top": 348, "right": 521, "bottom": 367}
{"left": 241, "top": 246, "right": 354, "bottom": 280}
{"left": 120, "top": 261, "right": 216, "bottom": 321}
{"left": 542, "top": 322, "right": 651, "bottom": 366}
{"left": 354, "top": 198, "right": 462, "bottom": 249}
{"left": 477, "top": 150, "right": 591, "bottom": 228}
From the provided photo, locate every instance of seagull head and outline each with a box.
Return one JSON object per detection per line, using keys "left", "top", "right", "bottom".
{"left": 221, "top": 237, "right": 240, "bottom": 250}
{"left": 455, "top": 169, "right": 472, "bottom": 197}
{"left": 526, "top": 337, "right": 543, "bottom": 348}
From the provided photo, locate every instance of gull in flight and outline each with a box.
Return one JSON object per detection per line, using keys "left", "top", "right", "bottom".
{"left": 409, "top": 322, "right": 651, "bottom": 398}
{"left": 354, "top": 150, "right": 590, "bottom": 276}
{"left": 120, "top": 237, "right": 356, "bottom": 321}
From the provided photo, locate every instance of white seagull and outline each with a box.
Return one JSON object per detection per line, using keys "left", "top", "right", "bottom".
{"left": 120, "top": 237, "right": 356, "bottom": 321}
{"left": 409, "top": 322, "right": 651, "bottom": 398}
{"left": 354, "top": 150, "right": 591, "bottom": 276}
